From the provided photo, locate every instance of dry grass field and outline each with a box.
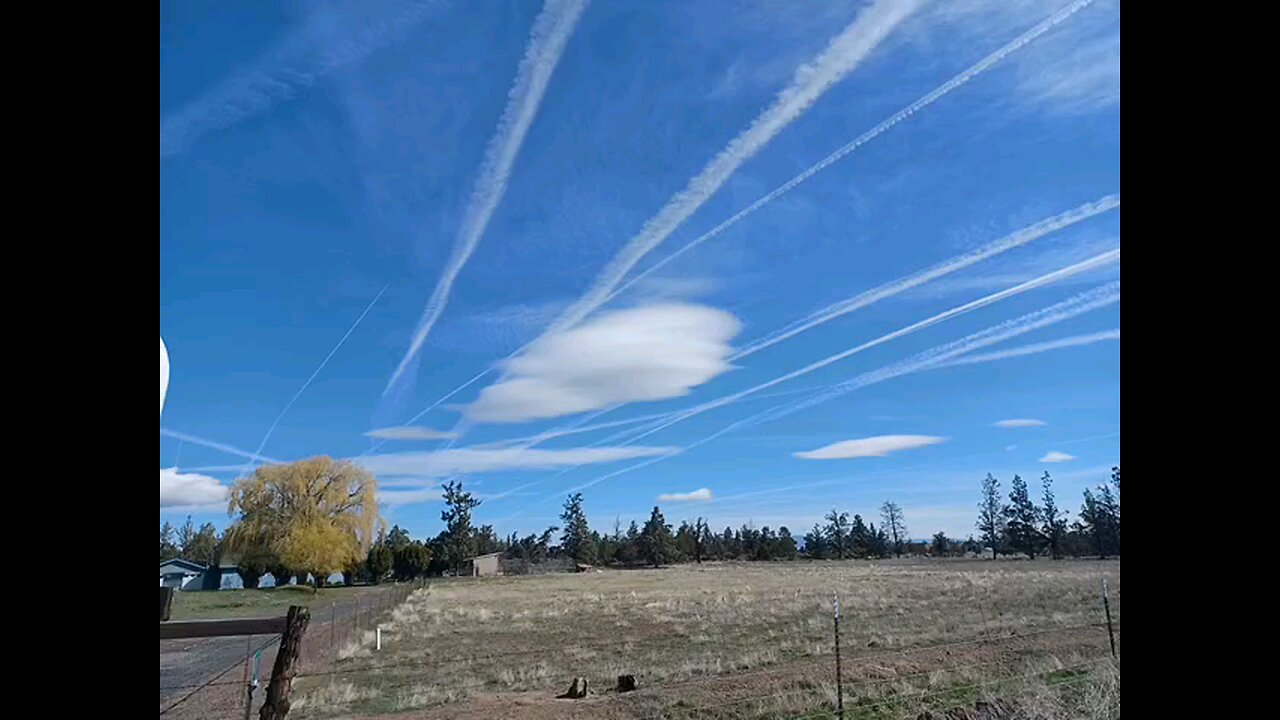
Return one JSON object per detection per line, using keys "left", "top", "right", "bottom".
{"left": 290, "top": 559, "right": 1120, "bottom": 719}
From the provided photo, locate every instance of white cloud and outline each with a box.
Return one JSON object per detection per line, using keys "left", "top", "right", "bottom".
{"left": 377, "top": 487, "right": 442, "bottom": 507}
{"left": 794, "top": 435, "right": 946, "bottom": 460}
{"left": 1006, "top": 444, "right": 1018, "bottom": 451}
{"left": 364, "top": 426, "right": 460, "bottom": 441}
{"left": 658, "top": 488, "right": 714, "bottom": 503}
{"left": 1040, "top": 451, "right": 1077, "bottom": 463}
{"left": 160, "top": 468, "right": 228, "bottom": 508}
{"left": 466, "top": 303, "right": 741, "bottom": 423}
{"left": 357, "top": 445, "right": 678, "bottom": 480}
{"left": 994, "top": 418, "right": 1047, "bottom": 428}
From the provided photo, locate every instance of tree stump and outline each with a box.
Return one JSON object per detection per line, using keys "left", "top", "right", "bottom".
{"left": 558, "top": 677, "right": 589, "bottom": 699}
{"left": 616, "top": 675, "right": 637, "bottom": 692}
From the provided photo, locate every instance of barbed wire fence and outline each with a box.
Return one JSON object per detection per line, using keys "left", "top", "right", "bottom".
{"left": 161, "top": 574, "right": 1120, "bottom": 720}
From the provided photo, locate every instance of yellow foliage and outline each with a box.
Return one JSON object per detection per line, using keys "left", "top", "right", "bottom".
{"left": 225, "top": 456, "right": 381, "bottom": 576}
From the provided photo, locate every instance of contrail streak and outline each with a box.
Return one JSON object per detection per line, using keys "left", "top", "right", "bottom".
{"left": 384, "top": 0, "right": 590, "bottom": 393}
{"left": 160, "top": 429, "right": 283, "bottom": 465}
{"left": 393, "top": 0, "right": 1098, "bottom": 433}
{"left": 608, "top": 0, "right": 1099, "bottom": 305}
{"left": 732, "top": 193, "right": 1118, "bottom": 360}
{"left": 541, "top": 0, "right": 922, "bottom": 338}
{"left": 161, "top": 0, "right": 442, "bottom": 158}
{"left": 562, "top": 281, "right": 1120, "bottom": 495}
{"left": 245, "top": 285, "right": 389, "bottom": 471}
{"left": 598, "top": 250, "right": 1120, "bottom": 450}
{"left": 937, "top": 328, "right": 1119, "bottom": 367}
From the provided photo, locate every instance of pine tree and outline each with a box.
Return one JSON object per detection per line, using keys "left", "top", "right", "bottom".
{"left": 824, "top": 509, "right": 851, "bottom": 559}
{"left": 881, "top": 501, "right": 908, "bottom": 558}
{"left": 559, "top": 493, "right": 594, "bottom": 564}
{"left": 804, "top": 524, "right": 828, "bottom": 558}
{"left": 441, "top": 479, "right": 482, "bottom": 574}
{"left": 1040, "top": 471, "right": 1068, "bottom": 560}
{"left": 1004, "top": 474, "right": 1042, "bottom": 559}
{"left": 640, "top": 506, "right": 677, "bottom": 567}
{"left": 931, "top": 532, "right": 951, "bottom": 557}
{"left": 850, "top": 514, "right": 870, "bottom": 558}
{"left": 977, "top": 473, "right": 1004, "bottom": 560}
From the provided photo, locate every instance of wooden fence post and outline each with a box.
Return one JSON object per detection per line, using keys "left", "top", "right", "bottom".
{"left": 160, "top": 586, "right": 175, "bottom": 621}
{"left": 259, "top": 605, "right": 310, "bottom": 720}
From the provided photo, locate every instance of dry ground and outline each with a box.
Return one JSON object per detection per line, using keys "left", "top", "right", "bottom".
{"left": 289, "top": 559, "right": 1120, "bottom": 720}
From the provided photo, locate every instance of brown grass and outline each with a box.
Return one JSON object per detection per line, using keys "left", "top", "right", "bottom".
{"left": 289, "top": 558, "right": 1120, "bottom": 719}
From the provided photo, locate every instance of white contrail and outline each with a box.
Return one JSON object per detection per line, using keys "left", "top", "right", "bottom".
{"left": 161, "top": 0, "right": 442, "bottom": 158}
{"left": 392, "top": 0, "right": 1096, "bottom": 431}
{"left": 515, "top": 259, "right": 1119, "bottom": 505}
{"left": 600, "top": 249, "right": 1120, "bottom": 450}
{"left": 383, "top": 0, "right": 590, "bottom": 393}
{"left": 607, "top": 0, "right": 1099, "bottom": 304}
{"left": 541, "top": 0, "right": 922, "bottom": 338}
{"left": 159, "top": 428, "right": 283, "bottom": 465}
{"left": 560, "top": 281, "right": 1120, "bottom": 496}
{"left": 937, "top": 328, "right": 1119, "bottom": 367}
{"left": 245, "top": 285, "right": 389, "bottom": 471}
{"left": 732, "top": 194, "right": 1118, "bottom": 360}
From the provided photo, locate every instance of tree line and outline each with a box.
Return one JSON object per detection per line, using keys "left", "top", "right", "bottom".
{"left": 160, "top": 459, "right": 1122, "bottom": 589}
{"left": 975, "top": 466, "right": 1120, "bottom": 560}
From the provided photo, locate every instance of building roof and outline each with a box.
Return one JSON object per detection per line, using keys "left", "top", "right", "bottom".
{"left": 467, "top": 552, "right": 503, "bottom": 560}
{"left": 160, "top": 558, "right": 207, "bottom": 573}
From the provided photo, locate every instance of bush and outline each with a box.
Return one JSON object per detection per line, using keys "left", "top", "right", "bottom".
{"left": 393, "top": 542, "right": 432, "bottom": 580}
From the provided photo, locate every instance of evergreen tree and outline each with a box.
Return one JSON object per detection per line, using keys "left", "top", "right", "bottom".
{"left": 931, "top": 532, "right": 951, "bottom": 556}
{"left": 440, "top": 480, "right": 482, "bottom": 574}
{"left": 1040, "top": 472, "right": 1068, "bottom": 560}
{"left": 775, "top": 526, "right": 798, "bottom": 559}
{"left": 1004, "top": 474, "right": 1042, "bottom": 558}
{"left": 640, "top": 506, "right": 678, "bottom": 567}
{"left": 880, "top": 501, "right": 908, "bottom": 558}
{"left": 559, "top": 493, "right": 595, "bottom": 564}
{"left": 804, "top": 524, "right": 828, "bottom": 558}
{"left": 850, "top": 514, "right": 871, "bottom": 558}
{"left": 977, "top": 473, "right": 1004, "bottom": 560}
{"left": 824, "top": 509, "right": 851, "bottom": 559}
{"left": 160, "top": 522, "right": 179, "bottom": 562}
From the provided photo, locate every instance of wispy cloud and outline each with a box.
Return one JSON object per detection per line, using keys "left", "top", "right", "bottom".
{"left": 1040, "top": 451, "right": 1077, "bottom": 463}
{"left": 994, "top": 418, "right": 1047, "bottom": 428}
{"left": 539, "top": 0, "right": 922, "bottom": 338}
{"left": 733, "top": 195, "right": 1118, "bottom": 360}
{"left": 160, "top": 0, "right": 441, "bottom": 157}
{"left": 795, "top": 435, "right": 945, "bottom": 460}
{"left": 946, "top": 329, "right": 1119, "bottom": 367}
{"left": 609, "top": 0, "right": 1101, "bottom": 302}
{"left": 383, "top": 0, "right": 589, "bottom": 393}
{"left": 160, "top": 468, "right": 228, "bottom": 509}
{"left": 1016, "top": 9, "right": 1118, "bottom": 115}
{"left": 466, "top": 303, "right": 740, "bottom": 423}
{"left": 376, "top": 487, "right": 442, "bottom": 506}
{"left": 657, "top": 488, "right": 713, "bottom": 503}
{"left": 356, "top": 444, "right": 677, "bottom": 479}
{"left": 392, "top": 0, "right": 1089, "bottom": 433}
{"left": 245, "top": 284, "right": 388, "bottom": 471}
{"left": 595, "top": 252, "right": 1119, "bottom": 452}
{"left": 553, "top": 281, "right": 1119, "bottom": 500}
{"left": 159, "top": 428, "right": 282, "bottom": 464}
{"left": 364, "top": 426, "right": 460, "bottom": 441}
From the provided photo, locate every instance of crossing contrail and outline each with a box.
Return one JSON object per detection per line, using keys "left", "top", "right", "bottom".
{"left": 383, "top": 0, "right": 590, "bottom": 393}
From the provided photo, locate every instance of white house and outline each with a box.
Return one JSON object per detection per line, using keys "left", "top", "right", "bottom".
{"left": 159, "top": 558, "right": 206, "bottom": 590}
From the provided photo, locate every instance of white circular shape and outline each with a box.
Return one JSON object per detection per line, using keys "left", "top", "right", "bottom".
{"left": 161, "top": 337, "right": 170, "bottom": 418}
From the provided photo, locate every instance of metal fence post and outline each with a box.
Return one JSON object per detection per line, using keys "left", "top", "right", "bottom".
{"left": 242, "top": 635, "right": 253, "bottom": 720}
{"left": 833, "top": 593, "right": 845, "bottom": 720}
{"left": 1101, "top": 577, "right": 1117, "bottom": 659}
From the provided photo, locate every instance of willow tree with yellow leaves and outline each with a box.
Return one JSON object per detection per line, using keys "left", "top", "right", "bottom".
{"left": 225, "top": 456, "right": 380, "bottom": 588}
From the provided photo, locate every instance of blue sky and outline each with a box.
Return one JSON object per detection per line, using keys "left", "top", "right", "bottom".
{"left": 160, "top": 0, "right": 1120, "bottom": 541}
